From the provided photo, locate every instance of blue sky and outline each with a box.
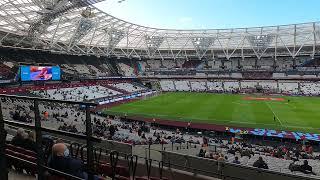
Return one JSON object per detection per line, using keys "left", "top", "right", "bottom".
{"left": 95, "top": 0, "right": 320, "bottom": 29}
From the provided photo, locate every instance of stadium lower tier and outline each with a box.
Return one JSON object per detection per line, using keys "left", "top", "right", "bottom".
{"left": 158, "top": 80, "right": 320, "bottom": 95}
{"left": 105, "top": 92, "right": 320, "bottom": 141}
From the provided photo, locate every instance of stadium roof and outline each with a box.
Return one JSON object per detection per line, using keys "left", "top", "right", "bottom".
{"left": 0, "top": 0, "right": 320, "bottom": 60}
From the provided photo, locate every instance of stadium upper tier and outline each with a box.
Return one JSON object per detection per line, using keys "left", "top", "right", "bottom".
{"left": 1, "top": 0, "right": 320, "bottom": 60}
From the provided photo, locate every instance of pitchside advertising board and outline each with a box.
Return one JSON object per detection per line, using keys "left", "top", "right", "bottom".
{"left": 20, "top": 66, "right": 61, "bottom": 81}
{"left": 227, "top": 127, "right": 320, "bottom": 142}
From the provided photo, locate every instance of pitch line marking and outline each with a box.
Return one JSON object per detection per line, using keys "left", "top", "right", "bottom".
{"left": 265, "top": 101, "right": 284, "bottom": 127}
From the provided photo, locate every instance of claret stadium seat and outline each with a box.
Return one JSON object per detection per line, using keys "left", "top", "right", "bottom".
{"left": 5, "top": 147, "right": 37, "bottom": 175}
{"left": 6, "top": 143, "right": 37, "bottom": 157}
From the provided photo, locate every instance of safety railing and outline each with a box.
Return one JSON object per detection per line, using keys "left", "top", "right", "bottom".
{"left": 0, "top": 94, "right": 97, "bottom": 180}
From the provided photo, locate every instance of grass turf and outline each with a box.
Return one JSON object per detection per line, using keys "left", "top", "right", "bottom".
{"left": 104, "top": 92, "right": 320, "bottom": 133}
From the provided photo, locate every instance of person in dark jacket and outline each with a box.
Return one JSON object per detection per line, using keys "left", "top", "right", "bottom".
{"left": 253, "top": 156, "right": 268, "bottom": 169}
{"left": 23, "top": 131, "right": 37, "bottom": 152}
{"left": 300, "top": 160, "right": 316, "bottom": 175}
{"left": 232, "top": 156, "right": 241, "bottom": 164}
{"left": 109, "top": 125, "right": 116, "bottom": 137}
{"left": 48, "top": 143, "right": 86, "bottom": 179}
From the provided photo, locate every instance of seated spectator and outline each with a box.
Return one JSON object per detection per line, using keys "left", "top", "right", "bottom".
{"left": 227, "top": 147, "right": 236, "bottom": 155}
{"left": 288, "top": 160, "right": 316, "bottom": 175}
{"left": 11, "top": 128, "right": 26, "bottom": 147}
{"left": 23, "top": 131, "right": 37, "bottom": 152}
{"left": 212, "top": 152, "right": 219, "bottom": 160}
{"left": 300, "top": 160, "right": 316, "bottom": 175}
{"left": 232, "top": 156, "right": 241, "bottom": 164}
{"left": 48, "top": 143, "right": 87, "bottom": 179}
{"left": 293, "top": 148, "right": 301, "bottom": 159}
{"left": 241, "top": 149, "right": 253, "bottom": 158}
{"left": 155, "top": 135, "right": 161, "bottom": 143}
{"left": 109, "top": 125, "right": 116, "bottom": 137}
{"left": 204, "top": 151, "right": 211, "bottom": 158}
{"left": 283, "top": 151, "right": 291, "bottom": 160}
{"left": 253, "top": 156, "right": 268, "bottom": 169}
{"left": 198, "top": 149, "right": 205, "bottom": 157}
{"left": 307, "top": 146, "right": 313, "bottom": 155}
{"left": 289, "top": 161, "right": 301, "bottom": 172}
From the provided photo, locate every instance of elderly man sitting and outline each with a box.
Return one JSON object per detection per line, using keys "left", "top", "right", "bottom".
{"left": 48, "top": 143, "right": 86, "bottom": 179}
{"left": 289, "top": 160, "right": 316, "bottom": 175}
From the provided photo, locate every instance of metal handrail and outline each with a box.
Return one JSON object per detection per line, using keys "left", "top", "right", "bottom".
{"left": 0, "top": 94, "right": 97, "bottom": 180}
{"left": 6, "top": 154, "right": 84, "bottom": 180}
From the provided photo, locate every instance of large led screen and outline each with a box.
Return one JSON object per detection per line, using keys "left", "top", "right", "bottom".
{"left": 21, "top": 66, "right": 61, "bottom": 81}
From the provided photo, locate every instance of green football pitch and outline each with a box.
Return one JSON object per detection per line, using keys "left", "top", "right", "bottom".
{"left": 104, "top": 92, "right": 320, "bottom": 133}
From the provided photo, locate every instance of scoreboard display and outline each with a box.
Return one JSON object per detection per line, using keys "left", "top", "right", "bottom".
{"left": 20, "top": 66, "right": 61, "bottom": 81}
